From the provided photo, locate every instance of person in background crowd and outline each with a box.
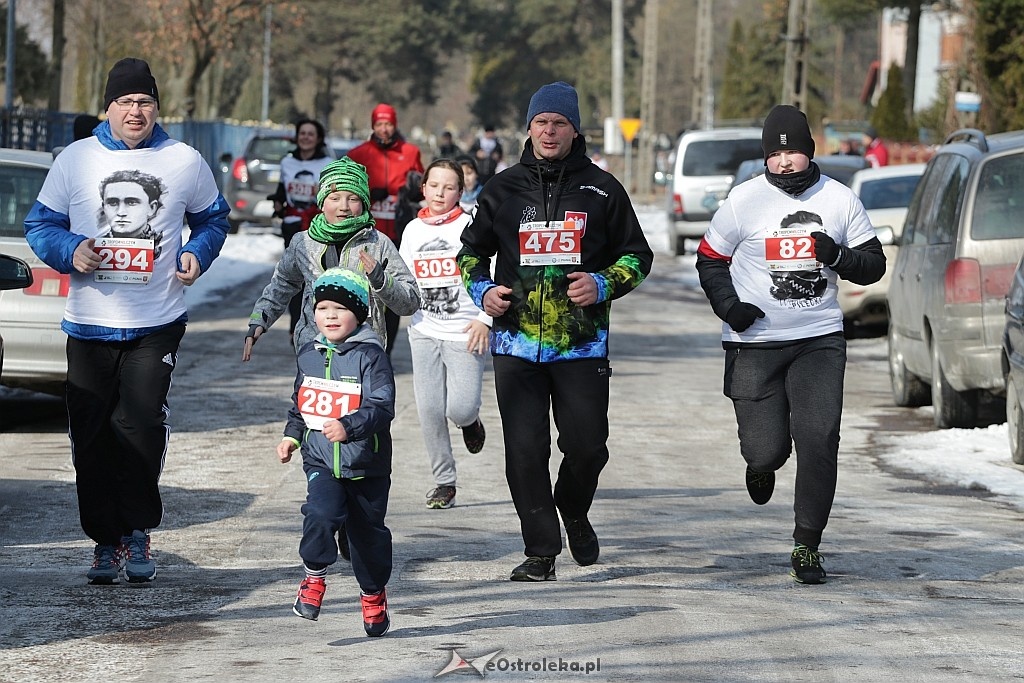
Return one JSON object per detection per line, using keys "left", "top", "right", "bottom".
{"left": 456, "top": 155, "right": 481, "bottom": 215}
{"left": 399, "top": 159, "right": 490, "bottom": 511}
{"left": 24, "top": 57, "right": 229, "bottom": 585}
{"left": 437, "top": 130, "right": 461, "bottom": 158}
{"left": 348, "top": 103, "right": 425, "bottom": 355}
{"left": 695, "top": 104, "right": 885, "bottom": 586}
{"left": 469, "top": 125, "right": 503, "bottom": 185}
{"left": 862, "top": 126, "right": 889, "bottom": 168}
{"left": 268, "top": 118, "right": 333, "bottom": 339}
{"left": 458, "top": 81, "right": 653, "bottom": 582}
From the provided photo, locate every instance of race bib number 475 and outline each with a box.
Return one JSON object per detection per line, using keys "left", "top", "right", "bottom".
{"left": 764, "top": 226, "right": 819, "bottom": 272}
{"left": 298, "top": 376, "right": 362, "bottom": 431}
{"left": 519, "top": 221, "right": 581, "bottom": 266}
{"left": 93, "top": 237, "right": 154, "bottom": 284}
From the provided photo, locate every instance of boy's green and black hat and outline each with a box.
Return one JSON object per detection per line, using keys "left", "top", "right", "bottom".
{"left": 313, "top": 267, "right": 370, "bottom": 324}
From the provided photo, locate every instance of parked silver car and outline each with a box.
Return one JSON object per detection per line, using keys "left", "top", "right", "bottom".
{"left": 0, "top": 148, "right": 67, "bottom": 394}
{"left": 888, "top": 128, "right": 1024, "bottom": 428}
{"left": 221, "top": 131, "right": 295, "bottom": 233}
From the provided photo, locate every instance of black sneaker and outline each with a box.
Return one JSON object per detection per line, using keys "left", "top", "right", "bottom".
{"left": 790, "top": 544, "right": 827, "bottom": 584}
{"left": 559, "top": 512, "right": 599, "bottom": 566}
{"left": 426, "top": 485, "right": 456, "bottom": 509}
{"left": 745, "top": 465, "right": 775, "bottom": 505}
{"left": 510, "top": 556, "right": 556, "bottom": 581}
{"left": 337, "top": 524, "right": 350, "bottom": 562}
{"left": 462, "top": 419, "right": 486, "bottom": 454}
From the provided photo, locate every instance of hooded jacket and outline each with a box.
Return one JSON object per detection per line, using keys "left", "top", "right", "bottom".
{"left": 347, "top": 134, "right": 424, "bottom": 243}
{"left": 283, "top": 324, "right": 395, "bottom": 479}
{"left": 457, "top": 135, "right": 653, "bottom": 363}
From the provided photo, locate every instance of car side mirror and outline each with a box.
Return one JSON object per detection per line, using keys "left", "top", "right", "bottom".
{"left": 874, "top": 225, "right": 895, "bottom": 246}
{"left": 0, "top": 253, "right": 33, "bottom": 290}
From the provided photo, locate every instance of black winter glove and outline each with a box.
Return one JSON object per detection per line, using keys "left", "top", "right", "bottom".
{"left": 367, "top": 258, "right": 387, "bottom": 290}
{"left": 811, "top": 231, "right": 841, "bottom": 267}
{"left": 725, "top": 302, "right": 765, "bottom": 333}
{"left": 369, "top": 187, "right": 389, "bottom": 203}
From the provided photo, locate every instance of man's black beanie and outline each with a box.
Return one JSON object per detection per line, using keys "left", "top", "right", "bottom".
{"left": 103, "top": 58, "right": 160, "bottom": 111}
{"left": 761, "top": 104, "right": 815, "bottom": 161}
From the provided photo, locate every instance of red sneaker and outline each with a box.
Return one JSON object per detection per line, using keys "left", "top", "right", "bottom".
{"left": 293, "top": 576, "right": 326, "bottom": 620}
{"left": 360, "top": 588, "right": 391, "bottom": 636}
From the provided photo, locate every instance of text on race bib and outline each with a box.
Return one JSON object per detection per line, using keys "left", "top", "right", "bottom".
{"left": 412, "top": 250, "right": 461, "bottom": 288}
{"left": 298, "top": 376, "right": 362, "bottom": 431}
{"left": 518, "top": 220, "right": 581, "bottom": 266}
{"left": 93, "top": 237, "right": 154, "bottom": 284}
{"left": 764, "top": 226, "right": 820, "bottom": 272}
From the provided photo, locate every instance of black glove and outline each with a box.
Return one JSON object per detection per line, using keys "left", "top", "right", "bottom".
{"left": 811, "top": 231, "right": 841, "bottom": 266}
{"left": 369, "top": 187, "right": 389, "bottom": 203}
{"left": 725, "top": 302, "right": 765, "bottom": 333}
{"left": 367, "top": 258, "right": 387, "bottom": 289}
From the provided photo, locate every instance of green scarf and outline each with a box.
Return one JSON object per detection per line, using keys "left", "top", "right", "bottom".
{"left": 307, "top": 211, "right": 374, "bottom": 244}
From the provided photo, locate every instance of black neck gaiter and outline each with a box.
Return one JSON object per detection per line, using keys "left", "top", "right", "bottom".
{"left": 765, "top": 162, "right": 821, "bottom": 196}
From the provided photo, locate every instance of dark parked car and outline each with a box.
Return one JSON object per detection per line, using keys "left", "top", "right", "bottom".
{"left": 0, "top": 253, "right": 35, "bottom": 381}
{"left": 888, "top": 128, "right": 1024, "bottom": 428}
{"left": 221, "top": 131, "right": 295, "bottom": 233}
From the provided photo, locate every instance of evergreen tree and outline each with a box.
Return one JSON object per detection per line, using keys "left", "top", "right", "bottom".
{"left": 871, "top": 64, "right": 915, "bottom": 141}
{"left": 0, "top": 12, "right": 51, "bottom": 106}
{"left": 718, "top": 20, "right": 749, "bottom": 120}
{"left": 973, "top": 0, "right": 1024, "bottom": 132}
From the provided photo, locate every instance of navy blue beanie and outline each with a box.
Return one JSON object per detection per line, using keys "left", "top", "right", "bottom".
{"left": 526, "top": 82, "right": 581, "bottom": 133}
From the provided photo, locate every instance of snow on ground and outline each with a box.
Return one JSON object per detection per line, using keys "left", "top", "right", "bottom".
{"left": 8, "top": 206, "right": 1024, "bottom": 510}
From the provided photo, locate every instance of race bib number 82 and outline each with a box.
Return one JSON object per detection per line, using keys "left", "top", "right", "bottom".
{"left": 764, "top": 227, "right": 819, "bottom": 271}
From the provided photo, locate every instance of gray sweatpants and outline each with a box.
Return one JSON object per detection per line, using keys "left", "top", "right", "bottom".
{"left": 408, "top": 326, "right": 486, "bottom": 487}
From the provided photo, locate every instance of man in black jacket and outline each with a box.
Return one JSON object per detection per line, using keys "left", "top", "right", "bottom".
{"left": 458, "top": 82, "right": 653, "bottom": 582}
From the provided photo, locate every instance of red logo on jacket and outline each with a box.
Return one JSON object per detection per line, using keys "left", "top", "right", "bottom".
{"left": 565, "top": 211, "right": 587, "bottom": 237}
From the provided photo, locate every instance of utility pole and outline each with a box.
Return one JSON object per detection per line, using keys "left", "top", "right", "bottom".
{"left": 49, "top": 0, "right": 65, "bottom": 111}
{"left": 5, "top": 0, "right": 15, "bottom": 109}
{"left": 690, "top": 0, "right": 712, "bottom": 128}
{"left": 636, "top": 0, "right": 659, "bottom": 197}
{"left": 261, "top": 4, "right": 272, "bottom": 123}
{"left": 781, "top": 0, "right": 811, "bottom": 109}
{"left": 609, "top": 0, "right": 624, "bottom": 155}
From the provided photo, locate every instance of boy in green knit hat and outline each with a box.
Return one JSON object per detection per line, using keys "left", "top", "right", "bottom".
{"left": 243, "top": 156, "right": 420, "bottom": 360}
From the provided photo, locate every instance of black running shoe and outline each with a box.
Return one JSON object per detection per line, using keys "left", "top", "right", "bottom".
{"left": 337, "top": 525, "right": 350, "bottom": 562}
{"left": 510, "top": 556, "right": 556, "bottom": 581}
{"left": 790, "top": 544, "right": 827, "bottom": 584}
{"left": 745, "top": 465, "right": 775, "bottom": 505}
{"left": 426, "top": 485, "right": 457, "bottom": 509}
{"left": 462, "top": 419, "right": 486, "bottom": 454}
{"left": 559, "top": 512, "right": 599, "bottom": 566}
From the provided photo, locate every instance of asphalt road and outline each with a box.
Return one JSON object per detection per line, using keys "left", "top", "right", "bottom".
{"left": 1, "top": 256, "right": 1023, "bottom": 683}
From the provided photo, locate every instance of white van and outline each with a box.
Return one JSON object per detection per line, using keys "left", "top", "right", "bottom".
{"left": 665, "top": 127, "right": 763, "bottom": 255}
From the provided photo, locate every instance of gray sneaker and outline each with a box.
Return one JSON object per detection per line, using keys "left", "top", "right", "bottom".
{"left": 86, "top": 544, "right": 122, "bottom": 585}
{"left": 122, "top": 530, "right": 156, "bottom": 583}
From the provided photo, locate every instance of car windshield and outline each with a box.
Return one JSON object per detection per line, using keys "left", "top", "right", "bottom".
{"left": 0, "top": 165, "right": 49, "bottom": 238}
{"left": 858, "top": 175, "right": 922, "bottom": 210}
{"left": 682, "top": 139, "right": 764, "bottom": 176}
{"left": 971, "top": 152, "right": 1024, "bottom": 240}
{"left": 250, "top": 137, "right": 294, "bottom": 162}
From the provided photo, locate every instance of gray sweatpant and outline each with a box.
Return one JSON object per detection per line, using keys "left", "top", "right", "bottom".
{"left": 408, "top": 326, "right": 486, "bottom": 487}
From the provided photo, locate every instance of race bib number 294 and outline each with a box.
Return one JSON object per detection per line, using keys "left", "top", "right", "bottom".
{"left": 93, "top": 237, "right": 154, "bottom": 284}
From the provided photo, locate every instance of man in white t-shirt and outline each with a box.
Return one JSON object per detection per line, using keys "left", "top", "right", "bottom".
{"left": 695, "top": 104, "right": 885, "bottom": 586}
{"left": 24, "top": 57, "right": 229, "bottom": 586}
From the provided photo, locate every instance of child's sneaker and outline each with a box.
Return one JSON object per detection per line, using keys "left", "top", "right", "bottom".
{"left": 86, "top": 544, "right": 122, "bottom": 585}
{"left": 121, "top": 530, "right": 156, "bottom": 583}
{"left": 361, "top": 588, "right": 391, "bottom": 636}
{"left": 790, "top": 544, "right": 827, "bottom": 584}
{"left": 293, "top": 576, "right": 326, "bottom": 620}
{"left": 426, "top": 485, "right": 456, "bottom": 509}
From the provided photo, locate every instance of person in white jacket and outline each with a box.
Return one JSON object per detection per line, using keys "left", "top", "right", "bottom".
{"left": 399, "top": 159, "right": 490, "bottom": 510}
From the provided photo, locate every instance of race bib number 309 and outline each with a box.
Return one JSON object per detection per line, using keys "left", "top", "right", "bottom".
{"left": 519, "top": 221, "right": 581, "bottom": 266}
{"left": 93, "top": 237, "right": 155, "bottom": 284}
{"left": 298, "top": 376, "right": 362, "bottom": 431}
{"left": 764, "top": 226, "right": 819, "bottom": 272}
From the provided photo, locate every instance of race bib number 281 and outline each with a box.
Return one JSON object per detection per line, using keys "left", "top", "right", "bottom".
{"left": 298, "top": 376, "right": 362, "bottom": 431}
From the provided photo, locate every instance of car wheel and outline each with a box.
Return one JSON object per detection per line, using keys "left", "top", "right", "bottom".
{"left": 888, "top": 326, "right": 929, "bottom": 407}
{"left": 930, "top": 341, "right": 978, "bottom": 428}
{"left": 674, "top": 234, "right": 687, "bottom": 256}
{"left": 228, "top": 218, "right": 242, "bottom": 234}
{"left": 1007, "top": 372, "right": 1024, "bottom": 465}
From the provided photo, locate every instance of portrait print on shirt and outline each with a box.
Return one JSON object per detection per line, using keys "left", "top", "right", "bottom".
{"left": 97, "top": 169, "right": 166, "bottom": 259}
{"left": 768, "top": 210, "right": 826, "bottom": 305}
{"left": 413, "top": 236, "right": 463, "bottom": 319}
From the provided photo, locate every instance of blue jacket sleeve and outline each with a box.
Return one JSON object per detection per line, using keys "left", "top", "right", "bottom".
{"left": 23, "top": 201, "right": 86, "bottom": 274}
{"left": 181, "top": 194, "right": 230, "bottom": 274}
